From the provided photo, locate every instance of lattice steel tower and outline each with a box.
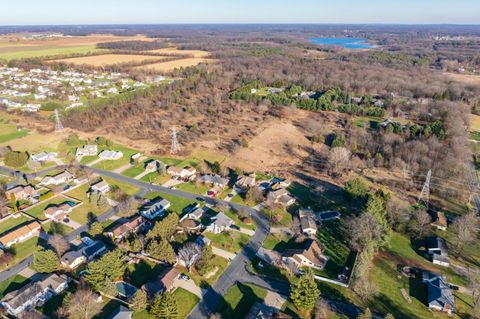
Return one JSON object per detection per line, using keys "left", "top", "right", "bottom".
{"left": 54, "top": 109, "right": 64, "bottom": 132}
{"left": 418, "top": 169, "right": 432, "bottom": 208}
{"left": 171, "top": 126, "right": 179, "bottom": 153}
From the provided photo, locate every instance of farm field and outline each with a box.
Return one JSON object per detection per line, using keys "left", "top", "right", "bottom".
{"left": 134, "top": 58, "right": 212, "bottom": 72}
{"left": 0, "top": 122, "right": 29, "bottom": 144}
{"left": 52, "top": 54, "right": 164, "bottom": 67}
{"left": 147, "top": 48, "right": 210, "bottom": 58}
{"left": 0, "top": 45, "right": 104, "bottom": 61}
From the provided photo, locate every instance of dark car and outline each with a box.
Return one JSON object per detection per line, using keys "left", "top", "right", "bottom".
{"left": 196, "top": 197, "right": 205, "bottom": 202}
{"left": 230, "top": 225, "right": 241, "bottom": 231}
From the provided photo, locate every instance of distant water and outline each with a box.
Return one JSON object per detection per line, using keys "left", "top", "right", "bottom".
{"left": 309, "top": 37, "right": 376, "bottom": 49}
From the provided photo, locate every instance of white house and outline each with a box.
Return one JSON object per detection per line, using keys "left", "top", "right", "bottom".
{"left": 282, "top": 240, "right": 329, "bottom": 270}
{"left": 206, "top": 212, "right": 233, "bottom": 234}
{"left": 30, "top": 151, "right": 57, "bottom": 162}
{"left": 90, "top": 179, "right": 110, "bottom": 194}
{"left": 167, "top": 166, "right": 197, "bottom": 179}
{"left": 299, "top": 207, "right": 317, "bottom": 236}
{"left": 0, "top": 274, "right": 69, "bottom": 317}
{"left": 76, "top": 145, "right": 98, "bottom": 157}
{"left": 140, "top": 198, "right": 171, "bottom": 219}
{"left": 44, "top": 203, "right": 74, "bottom": 221}
{"left": 99, "top": 150, "right": 123, "bottom": 161}
{"left": 40, "top": 170, "right": 74, "bottom": 186}
{"left": 61, "top": 250, "right": 86, "bottom": 269}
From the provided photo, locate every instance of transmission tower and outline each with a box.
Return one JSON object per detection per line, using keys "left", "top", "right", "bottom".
{"left": 54, "top": 109, "right": 64, "bottom": 132}
{"left": 418, "top": 169, "right": 432, "bottom": 208}
{"left": 171, "top": 126, "right": 179, "bottom": 154}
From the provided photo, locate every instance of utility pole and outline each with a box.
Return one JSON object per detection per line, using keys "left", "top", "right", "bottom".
{"left": 418, "top": 169, "right": 431, "bottom": 208}
{"left": 54, "top": 109, "right": 64, "bottom": 132}
{"left": 171, "top": 126, "right": 179, "bottom": 154}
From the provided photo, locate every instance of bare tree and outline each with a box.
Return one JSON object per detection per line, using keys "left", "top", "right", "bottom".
{"left": 386, "top": 198, "right": 411, "bottom": 230}
{"left": 48, "top": 234, "right": 70, "bottom": 256}
{"left": 451, "top": 212, "right": 480, "bottom": 254}
{"left": 409, "top": 209, "right": 431, "bottom": 239}
{"left": 178, "top": 242, "right": 202, "bottom": 272}
{"left": 468, "top": 269, "right": 480, "bottom": 319}
{"left": 328, "top": 147, "right": 351, "bottom": 175}
{"left": 67, "top": 288, "right": 102, "bottom": 319}
{"left": 346, "top": 214, "right": 382, "bottom": 251}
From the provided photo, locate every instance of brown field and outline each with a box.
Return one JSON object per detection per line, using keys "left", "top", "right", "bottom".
{"left": 444, "top": 72, "right": 480, "bottom": 85}
{"left": 52, "top": 54, "right": 165, "bottom": 67}
{"left": 147, "top": 48, "right": 210, "bottom": 58}
{"left": 134, "top": 58, "right": 212, "bottom": 72}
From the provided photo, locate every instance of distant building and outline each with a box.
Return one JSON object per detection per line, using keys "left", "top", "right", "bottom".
{"left": 235, "top": 174, "right": 256, "bottom": 192}
{"left": 423, "top": 271, "right": 454, "bottom": 315}
{"left": 268, "top": 188, "right": 296, "bottom": 207}
{"left": 199, "top": 174, "right": 229, "bottom": 188}
{"left": 99, "top": 150, "right": 123, "bottom": 161}
{"left": 76, "top": 145, "right": 98, "bottom": 157}
{"left": 140, "top": 198, "right": 171, "bottom": 220}
{"left": 0, "top": 274, "right": 69, "bottom": 316}
{"left": 431, "top": 211, "right": 447, "bottom": 231}
{"left": 167, "top": 166, "right": 196, "bottom": 179}
{"left": 90, "top": 179, "right": 110, "bottom": 194}
{"left": 0, "top": 221, "right": 42, "bottom": 248}
{"left": 282, "top": 239, "right": 329, "bottom": 270}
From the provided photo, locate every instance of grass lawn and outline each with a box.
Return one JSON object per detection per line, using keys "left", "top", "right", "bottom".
{"left": 144, "top": 192, "right": 196, "bottom": 216}
{"left": 261, "top": 207, "right": 292, "bottom": 227}
{"left": 122, "top": 164, "right": 146, "bottom": 178}
{"left": 92, "top": 144, "right": 140, "bottom": 172}
{"left": 43, "top": 221, "right": 74, "bottom": 235}
{"left": 0, "top": 275, "right": 30, "bottom": 299}
{"left": 223, "top": 209, "right": 256, "bottom": 231}
{"left": 0, "top": 123, "right": 29, "bottom": 143}
{"left": 176, "top": 182, "right": 210, "bottom": 195}
{"left": 65, "top": 184, "right": 111, "bottom": 224}
{"left": 126, "top": 260, "right": 165, "bottom": 287}
{"left": 1, "top": 237, "right": 44, "bottom": 270}
{"left": 188, "top": 255, "right": 228, "bottom": 288}
{"left": 217, "top": 283, "right": 268, "bottom": 319}
{"left": 23, "top": 195, "right": 69, "bottom": 220}
{"left": 0, "top": 216, "right": 31, "bottom": 235}
{"left": 102, "top": 176, "right": 140, "bottom": 196}
{"left": 173, "top": 288, "right": 200, "bottom": 319}
{"left": 139, "top": 171, "right": 172, "bottom": 185}
{"left": 80, "top": 155, "right": 98, "bottom": 165}
{"left": 204, "top": 231, "right": 250, "bottom": 254}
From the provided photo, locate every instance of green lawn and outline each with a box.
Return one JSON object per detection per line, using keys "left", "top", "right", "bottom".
{"left": 204, "top": 231, "right": 250, "bottom": 254}
{"left": 223, "top": 209, "right": 256, "bottom": 231}
{"left": 176, "top": 182, "right": 210, "bottom": 195}
{"left": 0, "top": 45, "right": 106, "bottom": 61}
{"left": 1, "top": 237, "right": 44, "bottom": 270}
{"left": 24, "top": 195, "right": 70, "bottom": 220}
{"left": 126, "top": 260, "right": 165, "bottom": 287}
{"left": 92, "top": 144, "right": 140, "bottom": 172}
{"left": 65, "top": 184, "right": 111, "bottom": 224}
{"left": 217, "top": 283, "right": 268, "bottom": 319}
{"left": 122, "top": 164, "right": 146, "bottom": 178}
{"left": 80, "top": 155, "right": 98, "bottom": 165}
{"left": 0, "top": 216, "right": 31, "bottom": 235}
{"left": 188, "top": 255, "right": 228, "bottom": 288}
{"left": 173, "top": 288, "right": 200, "bottom": 319}
{"left": 0, "top": 275, "right": 30, "bottom": 299}
{"left": 144, "top": 192, "right": 196, "bottom": 216}
{"left": 43, "top": 221, "right": 74, "bottom": 235}
{"left": 0, "top": 123, "right": 29, "bottom": 143}
{"left": 102, "top": 176, "right": 140, "bottom": 196}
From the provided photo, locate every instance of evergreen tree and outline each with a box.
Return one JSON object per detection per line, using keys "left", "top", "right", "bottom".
{"left": 290, "top": 271, "right": 320, "bottom": 312}
{"left": 344, "top": 178, "right": 368, "bottom": 199}
{"left": 85, "top": 249, "right": 126, "bottom": 290}
{"left": 89, "top": 221, "right": 104, "bottom": 237}
{"left": 130, "top": 290, "right": 148, "bottom": 312}
{"left": 147, "top": 213, "right": 179, "bottom": 240}
{"left": 32, "top": 249, "right": 59, "bottom": 273}
{"left": 150, "top": 293, "right": 178, "bottom": 319}
{"left": 357, "top": 308, "right": 372, "bottom": 319}
{"left": 146, "top": 239, "right": 177, "bottom": 264}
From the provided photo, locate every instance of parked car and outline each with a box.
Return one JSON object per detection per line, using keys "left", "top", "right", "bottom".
{"left": 196, "top": 197, "right": 205, "bottom": 202}
{"left": 179, "top": 274, "right": 189, "bottom": 281}
{"left": 230, "top": 225, "right": 240, "bottom": 231}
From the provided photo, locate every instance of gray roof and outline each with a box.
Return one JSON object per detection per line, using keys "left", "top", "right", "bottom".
{"left": 108, "top": 305, "right": 133, "bottom": 319}
{"left": 61, "top": 250, "right": 84, "bottom": 264}
{"left": 423, "top": 272, "right": 455, "bottom": 311}
{"left": 213, "top": 212, "right": 233, "bottom": 228}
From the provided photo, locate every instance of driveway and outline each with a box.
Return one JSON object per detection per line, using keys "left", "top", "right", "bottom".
{"left": 174, "top": 278, "right": 205, "bottom": 298}
{"left": 211, "top": 246, "right": 236, "bottom": 260}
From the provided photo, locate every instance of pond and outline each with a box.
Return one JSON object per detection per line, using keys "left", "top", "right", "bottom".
{"left": 309, "top": 37, "right": 376, "bottom": 49}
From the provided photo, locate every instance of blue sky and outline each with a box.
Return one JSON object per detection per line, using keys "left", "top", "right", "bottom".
{"left": 1, "top": 0, "right": 479, "bottom": 25}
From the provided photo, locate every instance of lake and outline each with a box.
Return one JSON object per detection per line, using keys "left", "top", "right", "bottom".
{"left": 309, "top": 37, "right": 376, "bottom": 49}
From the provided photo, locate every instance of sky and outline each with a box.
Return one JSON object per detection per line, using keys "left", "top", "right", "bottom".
{"left": 0, "top": 0, "right": 479, "bottom": 25}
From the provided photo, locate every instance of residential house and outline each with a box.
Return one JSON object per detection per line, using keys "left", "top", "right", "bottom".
{"left": 107, "top": 215, "right": 146, "bottom": 240}
{"left": 5, "top": 185, "right": 36, "bottom": 201}
{"left": 140, "top": 198, "right": 171, "bottom": 220}
{"left": 0, "top": 274, "right": 69, "bottom": 316}
{"left": 131, "top": 153, "right": 142, "bottom": 161}
{"left": 82, "top": 241, "right": 107, "bottom": 261}
{"left": 195, "top": 234, "right": 211, "bottom": 247}
{"left": 76, "top": 145, "right": 98, "bottom": 157}
{"left": 108, "top": 305, "right": 133, "bottom": 319}
{"left": 167, "top": 166, "right": 197, "bottom": 179}
{"left": 270, "top": 177, "right": 291, "bottom": 190}
{"left": 206, "top": 212, "right": 233, "bottom": 234}
{"left": 40, "top": 170, "right": 73, "bottom": 186}
{"left": 431, "top": 211, "right": 447, "bottom": 231}
{"left": 99, "top": 150, "right": 123, "bottom": 161}
{"left": 30, "top": 152, "right": 57, "bottom": 162}
{"left": 268, "top": 188, "right": 296, "bottom": 207}
{"left": 235, "top": 174, "right": 256, "bottom": 192}
{"left": 299, "top": 207, "right": 317, "bottom": 236}
{"left": 145, "top": 160, "right": 162, "bottom": 173}
{"left": 422, "top": 271, "right": 455, "bottom": 316}
{"left": 427, "top": 237, "right": 450, "bottom": 267}
{"left": 61, "top": 250, "right": 86, "bottom": 269}
{"left": 187, "top": 206, "right": 206, "bottom": 221}
{"left": 180, "top": 219, "right": 201, "bottom": 231}
{"left": 141, "top": 267, "right": 180, "bottom": 299}
{"left": 199, "top": 174, "right": 229, "bottom": 188}
{"left": 44, "top": 203, "right": 73, "bottom": 221}
{"left": 0, "top": 221, "right": 42, "bottom": 248}
{"left": 282, "top": 239, "right": 329, "bottom": 270}
{"left": 90, "top": 179, "right": 110, "bottom": 194}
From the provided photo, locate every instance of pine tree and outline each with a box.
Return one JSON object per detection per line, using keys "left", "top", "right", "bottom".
{"left": 150, "top": 293, "right": 178, "bottom": 319}
{"left": 130, "top": 290, "right": 148, "bottom": 312}
{"left": 32, "top": 249, "right": 59, "bottom": 273}
{"left": 89, "top": 221, "right": 104, "bottom": 237}
{"left": 290, "top": 271, "right": 320, "bottom": 312}
{"left": 146, "top": 239, "right": 176, "bottom": 264}
{"left": 357, "top": 308, "right": 372, "bottom": 319}
{"left": 147, "top": 214, "right": 179, "bottom": 240}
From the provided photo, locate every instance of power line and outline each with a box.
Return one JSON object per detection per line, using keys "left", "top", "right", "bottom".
{"left": 171, "top": 126, "right": 179, "bottom": 154}
{"left": 418, "top": 169, "right": 431, "bottom": 208}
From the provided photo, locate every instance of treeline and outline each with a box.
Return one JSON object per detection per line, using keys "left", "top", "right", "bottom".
{"left": 97, "top": 40, "right": 168, "bottom": 51}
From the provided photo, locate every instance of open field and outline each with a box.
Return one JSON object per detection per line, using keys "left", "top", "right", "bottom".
{"left": 444, "top": 72, "right": 480, "bottom": 85}
{"left": 52, "top": 54, "right": 164, "bottom": 67}
{"left": 0, "top": 122, "right": 29, "bottom": 144}
{"left": 0, "top": 45, "right": 104, "bottom": 61}
{"left": 147, "top": 48, "right": 210, "bottom": 58}
{"left": 470, "top": 114, "right": 480, "bottom": 132}
{"left": 134, "top": 58, "right": 212, "bottom": 72}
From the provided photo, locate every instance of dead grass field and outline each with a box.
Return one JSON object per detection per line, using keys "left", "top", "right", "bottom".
{"left": 52, "top": 54, "right": 165, "bottom": 67}
{"left": 444, "top": 72, "right": 480, "bottom": 85}
{"left": 134, "top": 58, "right": 212, "bottom": 72}
{"left": 470, "top": 114, "right": 480, "bottom": 132}
{"left": 147, "top": 48, "right": 210, "bottom": 58}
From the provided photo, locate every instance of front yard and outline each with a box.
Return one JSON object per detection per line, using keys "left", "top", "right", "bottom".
{"left": 217, "top": 283, "right": 268, "bottom": 319}
{"left": 143, "top": 192, "right": 196, "bottom": 216}
{"left": 204, "top": 231, "right": 250, "bottom": 254}
{"left": 65, "top": 184, "right": 111, "bottom": 224}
